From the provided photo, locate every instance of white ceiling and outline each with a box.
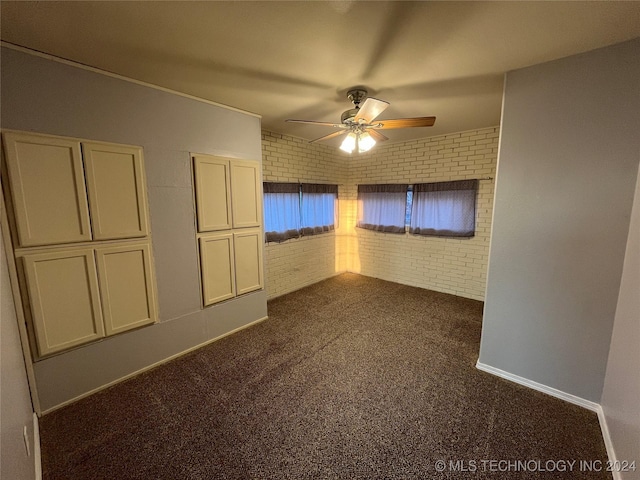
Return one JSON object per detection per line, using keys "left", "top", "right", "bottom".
{"left": 2, "top": 1, "right": 640, "bottom": 148}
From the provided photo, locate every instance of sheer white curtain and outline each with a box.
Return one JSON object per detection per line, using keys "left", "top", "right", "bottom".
{"left": 409, "top": 180, "right": 478, "bottom": 237}
{"left": 300, "top": 184, "right": 338, "bottom": 235}
{"left": 357, "top": 184, "right": 408, "bottom": 233}
{"left": 263, "top": 183, "right": 301, "bottom": 242}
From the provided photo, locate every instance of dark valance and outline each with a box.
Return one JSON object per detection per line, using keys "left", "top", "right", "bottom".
{"left": 358, "top": 184, "right": 408, "bottom": 194}
{"left": 301, "top": 183, "right": 338, "bottom": 195}
{"left": 413, "top": 179, "right": 478, "bottom": 193}
{"left": 263, "top": 182, "right": 299, "bottom": 194}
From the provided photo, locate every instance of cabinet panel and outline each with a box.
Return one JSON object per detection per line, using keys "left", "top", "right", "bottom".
{"left": 199, "top": 233, "right": 235, "bottom": 306}
{"left": 234, "top": 229, "right": 264, "bottom": 295}
{"left": 230, "top": 160, "right": 261, "bottom": 228}
{"left": 23, "top": 249, "right": 104, "bottom": 356}
{"left": 83, "top": 142, "right": 149, "bottom": 240}
{"left": 3, "top": 132, "right": 92, "bottom": 246}
{"left": 95, "top": 243, "right": 157, "bottom": 336}
{"left": 193, "top": 155, "right": 232, "bottom": 232}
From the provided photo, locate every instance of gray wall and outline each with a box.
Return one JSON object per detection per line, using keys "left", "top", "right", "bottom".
{"left": 479, "top": 39, "right": 640, "bottom": 402}
{"left": 1, "top": 46, "right": 267, "bottom": 412}
{"left": 1, "top": 231, "right": 36, "bottom": 479}
{"left": 601, "top": 169, "right": 640, "bottom": 479}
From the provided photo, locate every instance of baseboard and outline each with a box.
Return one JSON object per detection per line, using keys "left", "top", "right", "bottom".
{"left": 41, "top": 315, "right": 269, "bottom": 415}
{"left": 476, "top": 362, "right": 618, "bottom": 480}
{"left": 595, "top": 406, "right": 620, "bottom": 480}
{"left": 33, "top": 413, "right": 42, "bottom": 480}
{"left": 475, "top": 361, "right": 599, "bottom": 411}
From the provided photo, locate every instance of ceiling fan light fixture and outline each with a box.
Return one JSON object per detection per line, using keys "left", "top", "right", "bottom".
{"left": 286, "top": 87, "right": 435, "bottom": 152}
{"left": 340, "top": 132, "right": 357, "bottom": 153}
{"left": 358, "top": 131, "right": 376, "bottom": 153}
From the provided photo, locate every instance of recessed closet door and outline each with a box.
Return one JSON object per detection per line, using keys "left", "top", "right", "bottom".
{"left": 233, "top": 229, "right": 264, "bottom": 295}
{"left": 23, "top": 248, "right": 104, "bottom": 356}
{"left": 199, "top": 233, "right": 236, "bottom": 306}
{"left": 230, "top": 160, "right": 261, "bottom": 228}
{"left": 95, "top": 242, "right": 157, "bottom": 336}
{"left": 193, "top": 155, "right": 232, "bottom": 232}
{"left": 2, "top": 132, "right": 92, "bottom": 246}
{"left": 83, "top": 142, "right": 149, "bottom": 240}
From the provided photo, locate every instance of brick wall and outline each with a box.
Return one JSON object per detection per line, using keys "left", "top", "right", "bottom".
{"left": 261, "top": 127, "right": 499, "bottom": 301}
{"left": 346, "top": 127, "right": 498, "bottom": 300}
{"left": 261, "top": 132, "right": 348, "bottom": 299}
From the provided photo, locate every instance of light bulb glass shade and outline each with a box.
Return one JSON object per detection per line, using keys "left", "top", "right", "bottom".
{"left": 358, "top": 131, "right": 376, "bottom": 152}
{"left": 340, "top": 132, "right": 357, "bottom": 153}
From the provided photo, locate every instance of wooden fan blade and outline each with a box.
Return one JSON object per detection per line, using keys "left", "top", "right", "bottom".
{"left": 367, "top": 129, "right": 389, "bottom": 142}
{"left": 310, "top": 130, "right": 348, "bottom": 143}
{"left": 286, "top": 119, "right": 345, "bottom": 128}
{"left": 354, "top": 98, "right": 390, "bottom": 124}
{"left": 372, "top": 117, "right": 436, "bottom": 129}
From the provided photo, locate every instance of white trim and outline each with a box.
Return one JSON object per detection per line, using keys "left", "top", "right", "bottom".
{"left": 0, "top": 41, "right": 261, "bottom": 119}
{"left": 595, "top": 406, "right": 620, "bottom": 480}
{"left": 33, "top": 413, "right": 42, "bottom": 480}
{"left": 481, "top": 74, "right": 507, "bottom": 305}
{"left": 41, "top": 315, "right": 268, "bottom": 415}
{"left": 0, "top": 182, "right": 42, "bottom": 414}
{"left": 477, "top": 362, "right": 618, "bottom": 480}
{"left": 476, "top": 361, "right": 599, "bottom": 411}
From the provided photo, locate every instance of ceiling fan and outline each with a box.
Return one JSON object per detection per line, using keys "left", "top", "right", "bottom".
{"left": 286, "top": 88, "right": 436, "bottom": 153}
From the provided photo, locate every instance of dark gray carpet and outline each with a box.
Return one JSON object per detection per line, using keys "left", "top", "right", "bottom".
{"left": 41, "top": 273, "right": 609, "bottom": 479}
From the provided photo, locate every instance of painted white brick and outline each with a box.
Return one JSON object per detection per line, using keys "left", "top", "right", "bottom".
{"left": 261, "top": 127, "right": 498, "bottom": 301}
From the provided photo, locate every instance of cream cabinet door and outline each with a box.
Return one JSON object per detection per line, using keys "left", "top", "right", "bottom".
{"left": 199, "top": 233, "right": 235, "bottom": 306}
{"left": 83, "top": 142, "right": 149, "bottom": 240}
{"left": 233, "top": 229, "right": 264, "bottom": 295}
{"left": 23, "top": 249, "right": 104, "bottom": 356}
{"left": 95, "top": 243, "right": 157, "bottom": 336}
{"left": 193, "top": 155, "right": 232, "bottom": 232}
{"left": 230, "top": 160, "right": 262, "bottom": 229}
{"left": 2, "top": 132, "right": 92, "bottom": 246}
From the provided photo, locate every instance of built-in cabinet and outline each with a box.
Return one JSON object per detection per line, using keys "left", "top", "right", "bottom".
{"left": 82, "top": 142, "right": 149, "bottom": 240}
{"left": 95, "top": 242, "right": 156, "bottom": 336}
{"left": 1, "top": 131, "right": 158, "bottom": 358}
{"left": 199, "top": 233, "right": 236, "bottom": 305}
{"left": 3, "top": 133, "right": 92, "bottom": 247}
{"left": 22, "top": 248, "right": 105, "bottom": 355}
{"left": 193, "top": 154, "right": 263, "bottom": 306}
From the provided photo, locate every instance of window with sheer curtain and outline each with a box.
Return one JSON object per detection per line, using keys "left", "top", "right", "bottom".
{"left": 263, "top": 182, "right": 301, "bottom": 242}
{"left": 263, "top": 182, "right": 338, "bottom": 242}
{"left": 300, "top": 183, "right": 338, "bottom": 235}
{"left": 409, "top": 179, "right": 478, "bottom": 237}
{"left": 357, "top": 184, "right": 408, "bottom": 233}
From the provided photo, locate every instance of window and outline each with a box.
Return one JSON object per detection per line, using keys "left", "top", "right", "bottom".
{"left": 300, "top": 183, "right": 338, "bottom": 235}
{"left": 405, "top": 186, "right": 413, "bottom": 227}
{"left": 263, "top": 183, "right": 301, "bottom": 242}
{"left": 263, "top": 182, "right": 338, "bottom": 242}
{"left": 409, "top": 180, "right": 478, "bottom": 237}
{"left": 357, "top": 184, "right": 408, "bottom": 233}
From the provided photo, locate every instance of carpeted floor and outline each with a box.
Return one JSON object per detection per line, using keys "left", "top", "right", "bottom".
{"left": 40, "top": 273, "right": 609, "bottom": 479}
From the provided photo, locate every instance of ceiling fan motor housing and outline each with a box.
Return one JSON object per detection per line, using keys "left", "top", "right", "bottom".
{"left": 342, "top": 89, "right": 368, "bottom": 124}
{"left": 347, "top": 88, "right": 368, "bottom": 107}
{"left": 341, "top": 108, "right": 359, "bottom": 124}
